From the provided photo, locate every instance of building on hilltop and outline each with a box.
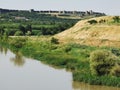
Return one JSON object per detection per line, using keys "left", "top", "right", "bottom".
{"left": 0, "top": 8, "right": 106, "bottom": 17}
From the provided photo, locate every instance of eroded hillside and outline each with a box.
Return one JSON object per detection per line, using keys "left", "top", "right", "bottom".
{"left": 55, "top": 16, "right": 120, "bottom": 47}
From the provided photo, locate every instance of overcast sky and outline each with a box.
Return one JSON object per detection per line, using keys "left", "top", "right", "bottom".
{"left": 0, "top": 0, "right": 120, "bottom": 15}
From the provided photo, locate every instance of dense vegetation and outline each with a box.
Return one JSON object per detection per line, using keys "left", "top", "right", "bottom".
{"left": 0, "top": 11, "right": 79, "bottom": 36}
{"left": 87, "top": 16, "right": 120, "bottom": 25}
{"left": 0, "top": 10, "right": 120, "bottom": 87}
{"left": 0, "top": 36, "right": 120, "bottom": 87}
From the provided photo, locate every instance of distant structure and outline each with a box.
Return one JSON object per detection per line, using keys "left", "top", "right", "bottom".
{"left": 0, "top": 8, "right": 18, "bottom": 13}
{"left": 30, "top": 9, "right": 35, "bottom": 13}
{"left": 0, "top": 8, "right": 106, "bottom": 17}
{"left": 37, "top": 10, "right": 105, "bottom": 17}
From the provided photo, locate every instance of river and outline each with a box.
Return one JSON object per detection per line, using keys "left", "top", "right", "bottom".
{"left": 0, "top": 46, "right": 119, "bottom": 90}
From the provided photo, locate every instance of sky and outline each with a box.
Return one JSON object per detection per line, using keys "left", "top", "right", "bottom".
{"left": 0, "top": 0, "right": 120, "bottom": 15}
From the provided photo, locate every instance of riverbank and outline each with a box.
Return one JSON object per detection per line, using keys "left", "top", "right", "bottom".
{"left": 0, "top": 36, "right": 120, "bottom": 87}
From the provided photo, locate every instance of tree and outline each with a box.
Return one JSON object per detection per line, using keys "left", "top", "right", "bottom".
{"left": 19, "top": 25, "right": 26, "bottom": 35}
{"left": 26, "top": 24, "right": 32, "bottom": 33}
{"left": 0, "top": 27, "right": 5, "bottom": 39}
{"left": 0, "top": 27, "right": 4, "bottom": 34}
{"left": 113, "top": 16, "right": 119, "bottom": 23}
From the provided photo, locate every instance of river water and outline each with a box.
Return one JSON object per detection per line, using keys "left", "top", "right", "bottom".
{"left": 0, "top": 46, "right": 119, "bottom": 90}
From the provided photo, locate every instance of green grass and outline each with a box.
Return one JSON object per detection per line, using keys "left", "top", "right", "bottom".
{"left": 73, "top": 71, "right": 120, "bottom": 87}
{"left": 0, "top": 37, "right": 120, "bottom": 87}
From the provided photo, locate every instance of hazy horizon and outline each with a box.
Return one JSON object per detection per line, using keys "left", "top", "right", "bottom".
{"left": 0, "top": 0, "right": 120, "bottom": 15}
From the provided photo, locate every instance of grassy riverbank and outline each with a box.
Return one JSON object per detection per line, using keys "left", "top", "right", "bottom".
{"left": 0, "top": 36, "right": 120, "bottom": 87}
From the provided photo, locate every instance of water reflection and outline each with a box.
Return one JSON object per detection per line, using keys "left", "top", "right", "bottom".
{"left": 0, "top": 46, "right": 120, "bottom": 90}
{"left": 0, "top": 46, "right": 25, "bottom": 67}
{"left": 0, "top": 48, "right": 72, "bottom": 90}
{"left": 0, "top": 46, "right": 8, "bottom": 55}
{"left": 10, "top": 52, "right": 25, "bottom": 67}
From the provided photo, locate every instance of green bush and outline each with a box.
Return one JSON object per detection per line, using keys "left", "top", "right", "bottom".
{"left": 90, "top": 50, "right": 120, "bottom": 76}
{"left": 88, "top": 19, "right": 97, "bottom": 24}
{"left": 9, "top": 37, "right": 27, "bottom": 48}
{"left": 113, "top": 16, "right": 120, "bottom": 23}
{"left": 111, "top": 65, "right": 120, "bottom": 77}
{"left": 32, "top": 30, "right": 42, "bottom": 36}
{"left": 14, "top": 31, "right": 23, "bottom": 36}
{"left": 51, "top": 37, "right": 59, "bottom": 44}
{"left": 64, "top": 46, "right": 72, "bottom": 53}
{"left": 26, "top": 31, "right": 31, "bottom": 36}
{"left": 73, "top": 71, "right": 120, "bottom": 87}
{"left": 111, "top": 48, "right": 120, "bottom": 56}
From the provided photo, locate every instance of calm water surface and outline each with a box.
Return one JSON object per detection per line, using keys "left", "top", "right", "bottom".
{"left": 0, "top": 46, "right": 120, "bottom": 90}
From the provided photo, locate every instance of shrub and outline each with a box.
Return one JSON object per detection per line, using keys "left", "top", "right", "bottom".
{"left": 111, "top": 48, "right": 120, "bottom": 56}
{"left": 9, "top": 37, "right": 27, "bottom": 48}
{"left": 32, "top": 30, "right": 42, "bottom": 36}
{"left": 64, "top": 46, "right": 72, "bottom": 53}
{"left": 14, "top": 31, "right": 23, "bottom": 36}
{"left": 7, "top": 29, "right": 17, "bottom": 36}
{"left": 111, "top": 65, "right": 120, "bottom": 77}
{"left": 87, "top": 20, "right": 97, "bottom": 24}
{"left": 26, "top": 31, "right": 31, "bottom": 36}
{"left": 113, "top": 16, "right": 120, "bottom": 23}
{"left": 90, "top": 50, "right": 120, "bottom": 76}
{"left": 99, "top": 19, "right": 106, "bottom": 23}
{"left": 51, "top": 37, "right": 59, "bottom": 44}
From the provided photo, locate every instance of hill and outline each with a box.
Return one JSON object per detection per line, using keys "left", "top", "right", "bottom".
{"left": 0, "top": 9, "right": 79, "bottom": 36}
{"left": 0, "top": 8, "right": 106, "bottom": 36}
{"left": 55, "top": 16, "right": 120, "bottom": 47}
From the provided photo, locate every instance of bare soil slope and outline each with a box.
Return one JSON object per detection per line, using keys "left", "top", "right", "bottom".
{"left": 55, "top": 16, "right": 120, "bottom": 47}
